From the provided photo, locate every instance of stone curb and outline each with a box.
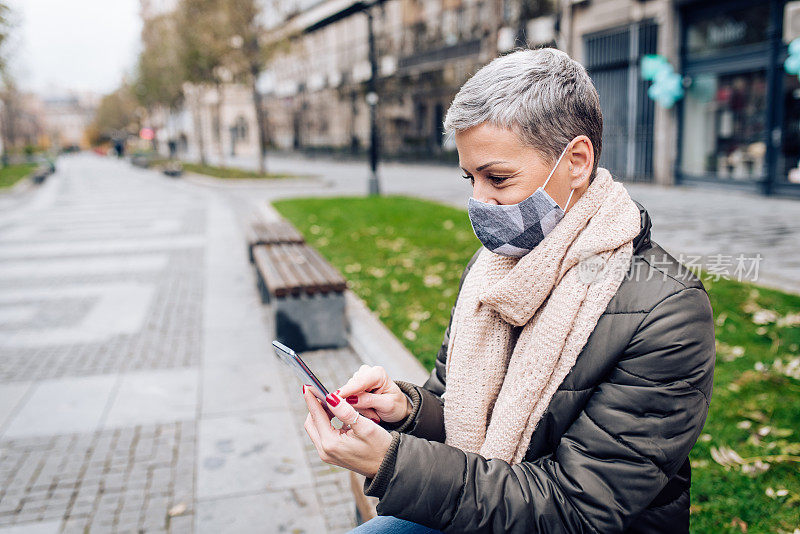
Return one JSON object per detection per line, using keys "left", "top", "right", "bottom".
{"left": 178, "top": 170, "right": 331, "bottom": 189}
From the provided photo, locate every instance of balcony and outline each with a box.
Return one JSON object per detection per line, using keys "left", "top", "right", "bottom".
{"left": 397, "top": 39, "right": 482, "bottom": 72}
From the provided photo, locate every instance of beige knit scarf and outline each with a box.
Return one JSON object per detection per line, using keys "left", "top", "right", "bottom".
{"left": 443, "top": 167, "right": 641, "bottom": 464}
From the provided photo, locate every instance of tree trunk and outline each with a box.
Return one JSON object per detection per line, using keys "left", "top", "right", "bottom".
{"left": 250, "top": 70, "right": 267, "bottom": 175}
{"left": 215, "top": 82, "right": 226, "bottom": 168}
{"left": 192, "top": 87, "right": 207, "bottom": 166}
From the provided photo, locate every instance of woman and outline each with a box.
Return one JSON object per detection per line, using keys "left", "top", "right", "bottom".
{"left": 302, "top": 47, "right": 715, "bottom": 533}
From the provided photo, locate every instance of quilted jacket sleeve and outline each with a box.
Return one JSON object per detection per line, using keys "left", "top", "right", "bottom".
{"left": 367, "top": 285, "right": 716, "bottom": 533}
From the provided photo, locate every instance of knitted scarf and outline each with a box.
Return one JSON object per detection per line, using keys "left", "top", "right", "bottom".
{"left": 443, "top": 167, "right": 641, "bottom": 464}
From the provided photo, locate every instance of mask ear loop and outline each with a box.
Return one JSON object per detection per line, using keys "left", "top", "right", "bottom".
{"left": 541, "top": 143, "right": 572, "bottom": 211}
{"left": 562, "top": 187, "right": 576, "bottom": 212}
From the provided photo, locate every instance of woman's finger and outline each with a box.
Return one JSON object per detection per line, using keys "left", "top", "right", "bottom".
{"left": 354, "top": 406, "right": 380, "bottom": 422}
{"left": 324, "top": 392, "right": 372, "bottom": 437}
{"left": 304, "top": 387, "right": 338, "bottom": 441}
{"left": 347, "top": 391, "right": 396, "bottom": 413}
{"left": 303, "top": 413, "right": 322, "bottom": 449}
{"left": 337, "top": 366, "right": 388, "bottom": 398}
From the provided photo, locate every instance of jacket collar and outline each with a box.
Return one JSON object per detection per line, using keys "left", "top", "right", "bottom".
{"left": 631, "top": 200, "right": 652, "bottom": 255}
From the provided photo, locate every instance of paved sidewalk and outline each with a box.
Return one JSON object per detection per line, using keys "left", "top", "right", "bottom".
{"left": 0, "top": 154, "right": 359, "bottom": 533}
{"left": 197, "top": 151, "right": 800, "bottom": 294}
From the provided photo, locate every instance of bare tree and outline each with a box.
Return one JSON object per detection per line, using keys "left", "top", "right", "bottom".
{"left": 0, "top": 1, "right": 16, "bottom": 164}
{"left": 88, "top": 84, "right": 140, "bottom": 145}
{"left": 175, "top": 0, "right": 231, "bottom": 166}
{"left": 135, "top": 13, "right": 184, "bottom": 111}
{"left": 223, "top": 0, "right": 294, "bottom": 174}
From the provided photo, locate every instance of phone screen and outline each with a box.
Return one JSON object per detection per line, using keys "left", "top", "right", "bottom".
{"left": 272, "top": 340, "right": 330, "bottom": 402}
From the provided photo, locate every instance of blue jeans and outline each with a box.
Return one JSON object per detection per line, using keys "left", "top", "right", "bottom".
{"left": 349, "top": 515, "right": 444, "bottom": 533}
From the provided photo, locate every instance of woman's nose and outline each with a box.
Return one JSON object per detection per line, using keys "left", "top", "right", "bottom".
{"left": 472, "top": 180, "right": 499, "bottom": 204}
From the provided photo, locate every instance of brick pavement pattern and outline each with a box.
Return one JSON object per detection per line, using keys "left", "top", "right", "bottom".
{"left": 0, "top": 154, "right": 359, "bottom": 533}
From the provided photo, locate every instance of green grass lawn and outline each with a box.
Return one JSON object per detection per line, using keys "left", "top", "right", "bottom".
{"left": 0, "top": 163, "right": 37, "bottom": 189}
{"left": 273, "top": 195, "right": 800, "bottom": 534}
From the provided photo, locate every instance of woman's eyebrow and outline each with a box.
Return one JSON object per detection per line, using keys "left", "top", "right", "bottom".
{"left": 461, "top": 160, "right": 510, "bottom": 172}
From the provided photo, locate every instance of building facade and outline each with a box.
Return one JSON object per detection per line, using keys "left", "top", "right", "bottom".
{"left": 140, "top": 0, "right": 799, "bottom": 196}
{"left": 565, "top": 0, "right": 800, "bottom": 196}
{"left": 259, "top": 0, "right": 800, "bottom": 196}
{"left": 40, "top": 92, "right": 98, "bottom": 150}
{"left": 262, "top": 0, "right": 559, "bottom": 161}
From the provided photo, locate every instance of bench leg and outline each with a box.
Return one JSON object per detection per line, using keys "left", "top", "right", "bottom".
{"left": 274, "top": 292, "right": 348, "bottom": 351}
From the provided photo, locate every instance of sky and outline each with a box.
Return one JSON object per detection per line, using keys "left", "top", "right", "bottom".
{"left": 6, "top": 0, "right": 142, "bottom": 96}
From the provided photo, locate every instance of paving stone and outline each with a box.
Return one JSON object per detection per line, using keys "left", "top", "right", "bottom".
{"left": 104, "top": 369, "right": 199, "bottom": 429}
{"left": 0, "top": 422, "right": 195, "bottom": 532}
{"left": 196, "top": 411, "right": 311, "bottom": 499}
{"left": 195, "top": 488, "right": 326, "bottom": 533}
{"left": 1, "top": 376, "right": 117, "bottom": 439}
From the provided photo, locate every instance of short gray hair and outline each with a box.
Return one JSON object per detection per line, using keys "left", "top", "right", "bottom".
{"left": 443, "top": 47, "right": 603, "bottom": 181}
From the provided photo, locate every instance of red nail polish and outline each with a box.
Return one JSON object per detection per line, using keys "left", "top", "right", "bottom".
{"left": 371, "top": 417, "right": 380, "bottom": 424}
{"left": 302, "top": 385, "right": 305, "bottom": 394}
{"left": 346, "top": 395, "right": 358, "bottom": 404}
{"left": 326, "top": 393, "right": 340, "bottom": 407}
{"left": 335, "top": 389, "right": 341, "bottom": 395}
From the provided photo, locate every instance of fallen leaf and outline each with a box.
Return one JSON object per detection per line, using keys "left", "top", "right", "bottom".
{"left": 778, "top": 313, "right": 800, "bottom": 327}
{"left": 730, "top": 517, "right": 747, "bottom": 532}
{"left": 710, "top": 446, "right": 744, "bottom": 468}
{"left": 752, "top": 309, "right": 778, "bottom": 325}
{"left": 168, "top": 503, "right": 187, "bottom": 517}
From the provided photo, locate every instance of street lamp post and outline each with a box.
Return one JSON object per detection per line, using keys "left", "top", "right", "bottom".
{"left": 366, "top": 5, "right": 381, "bottom": 196}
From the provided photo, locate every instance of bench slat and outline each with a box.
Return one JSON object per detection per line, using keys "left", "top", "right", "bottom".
{"left": 266, "top": 244, "right": 305, "bottom": 297}
{"left": 247, "top": 219, "right": 304, "bottom": 254}
{"left": 254, "top": 242, "right": 347, "bottom": 297}
{"left": 280, "top": 243, "right": 341, "bottom": 294}
{"left": 304, "top": 246, "right": 347, "bottom": 291}
{"left": 252, "top": 246, "right": 290, "bottom": 297}
{"left": 271, "top": 244, "right": 317, "bottom": 296}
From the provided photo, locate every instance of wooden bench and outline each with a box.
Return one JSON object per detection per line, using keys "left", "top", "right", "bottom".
{"left": 246, "top": 219, "right": 305, "bottom": 262}
{"left": 252, "top": 242, "right": 349, "bottom": 351}
{"left": 31, "top": 164, "right": 51, "bottom": 184}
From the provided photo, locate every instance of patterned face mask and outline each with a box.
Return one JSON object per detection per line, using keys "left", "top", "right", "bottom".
{"left": 467, "top": 144, "right": 574, "bottom": 257}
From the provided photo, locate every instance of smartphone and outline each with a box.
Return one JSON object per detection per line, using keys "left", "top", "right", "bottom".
{"left": 272, "top": 340, "right": 331, "bottom": 403}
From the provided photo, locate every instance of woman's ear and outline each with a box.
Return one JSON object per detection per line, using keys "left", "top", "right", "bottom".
{"left": 567, "top": 136, "right": 593, "bottom": 189}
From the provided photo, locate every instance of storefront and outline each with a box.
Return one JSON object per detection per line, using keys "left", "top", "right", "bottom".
{"left": 677, "top": 0, "right": 800, "bottom": 196}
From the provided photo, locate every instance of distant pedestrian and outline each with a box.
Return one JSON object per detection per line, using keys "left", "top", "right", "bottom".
{"left": 113, "top": 139, "right": 125, "bottom": 158}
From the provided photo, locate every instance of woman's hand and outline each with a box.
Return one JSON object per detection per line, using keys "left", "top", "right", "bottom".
{"left": 303, "top": 386, "right": 392, "bottom": 478}
{"left": 335, "top": 365, "right": 412, "bottom": 423}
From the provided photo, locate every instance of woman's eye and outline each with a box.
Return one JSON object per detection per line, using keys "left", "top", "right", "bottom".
{"left": 487, "top": 175, "right": 510, "bottom": 184}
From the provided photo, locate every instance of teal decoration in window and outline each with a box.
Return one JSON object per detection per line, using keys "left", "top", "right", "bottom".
{"left": 640, "top": 54, "right": 684, "bottom": 109}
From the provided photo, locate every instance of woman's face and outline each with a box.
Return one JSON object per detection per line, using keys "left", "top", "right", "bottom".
{"left": 455, "top": 122, "right": 593, "bottom": 210}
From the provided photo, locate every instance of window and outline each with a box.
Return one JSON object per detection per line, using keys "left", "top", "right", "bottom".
{"left": 780, "top": 74, "right": 800, "bottom": 184}
{"left": 233, "top": 116, "right": 248, "bottom": 143}
{"left": 680, "top": 70, "right": 767, "bottom": 181}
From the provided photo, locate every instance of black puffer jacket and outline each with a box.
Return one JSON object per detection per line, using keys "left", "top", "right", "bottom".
{"left": 363, "top": 202, "right": 716, "bottom": 533}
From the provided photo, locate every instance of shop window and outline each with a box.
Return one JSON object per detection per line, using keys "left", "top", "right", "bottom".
{"left": 233, "top": 116, "right": 248, "bottom": 142}
{"left": 780, "top": 74, "right": 800, "bottom": 184}
{"left": 680, "top": 70, "right": 767, "bottom": 181}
